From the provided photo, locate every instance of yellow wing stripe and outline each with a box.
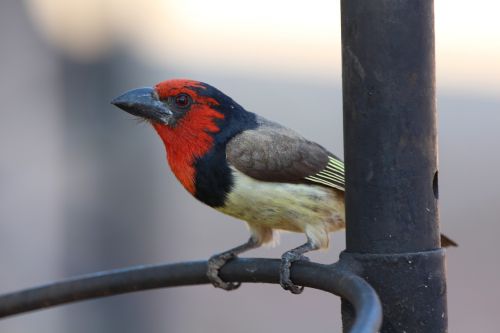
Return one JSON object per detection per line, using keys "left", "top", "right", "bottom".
{"left": 305, "top": 156, "right": 345, "bottom": 191}
{"left": 304, "top": 176, "right": 344, "bottom": 191}
{"left": 328, "top": 156, "right": 344, "bottom": 171}
{"left": 317, "top": 169, "right": 344, "bottom": 183}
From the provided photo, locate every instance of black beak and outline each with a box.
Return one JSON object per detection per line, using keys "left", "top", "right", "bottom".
{"left": 111, "top": 87, "right": 172, "bottom": 125}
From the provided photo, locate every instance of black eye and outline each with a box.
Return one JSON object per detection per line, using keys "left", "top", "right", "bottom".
{"left": 174, "top": 93, "right": 191, "bottom": 108}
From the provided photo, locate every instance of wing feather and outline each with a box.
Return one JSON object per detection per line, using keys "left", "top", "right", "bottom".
{"left": 305, "top": 156, "right": 345, "bottom": 191}
{"left": 226, "top": 119, "right": 345, "bottom": 191}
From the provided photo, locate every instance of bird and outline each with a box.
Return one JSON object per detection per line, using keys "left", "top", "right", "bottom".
{"left": 112, "top": 79, "right": 457, "bottom": 294}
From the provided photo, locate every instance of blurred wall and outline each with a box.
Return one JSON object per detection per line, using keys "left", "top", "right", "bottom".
{"left": 0, "top": 1, "right": 499, "bottom": 333}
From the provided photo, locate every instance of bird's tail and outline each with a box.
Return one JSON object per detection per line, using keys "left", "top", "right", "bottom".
{"left": 440, "top": 234, "right": 458, "bottom": 248}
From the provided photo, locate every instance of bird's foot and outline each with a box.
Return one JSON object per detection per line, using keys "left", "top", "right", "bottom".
{"left": 280, "top": 251, "right": 310, "bottom": 294}
{"left": 207, "top": 252, "right": 241, "bottom": 291}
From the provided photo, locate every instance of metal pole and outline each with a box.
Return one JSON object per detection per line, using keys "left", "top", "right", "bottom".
{"left": 0, "top": 259, "right": 382, "bottom": 333}
{"left": 340, "top": 0, "right": 447, "bottom": 332}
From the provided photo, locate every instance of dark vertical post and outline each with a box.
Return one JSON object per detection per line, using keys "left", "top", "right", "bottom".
{"left": 340, "top": 0, "right": 447, "bottom": 332}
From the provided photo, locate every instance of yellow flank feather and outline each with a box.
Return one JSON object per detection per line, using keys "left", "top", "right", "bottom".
{"left": 217, "top": 167, "right": 345, "bottom": 249}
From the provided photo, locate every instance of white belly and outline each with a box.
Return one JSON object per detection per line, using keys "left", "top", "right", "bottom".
{"left": 216, "top": 168, "right": 345, "bottom": 248}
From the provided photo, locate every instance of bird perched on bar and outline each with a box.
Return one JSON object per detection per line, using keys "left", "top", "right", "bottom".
{"left": 112, "top": 79, "right": 456, "bottom": 294}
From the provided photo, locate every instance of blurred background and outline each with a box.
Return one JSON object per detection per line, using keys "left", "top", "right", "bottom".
{"left": 0, "top": 1, "right": 498, "bottom": 332}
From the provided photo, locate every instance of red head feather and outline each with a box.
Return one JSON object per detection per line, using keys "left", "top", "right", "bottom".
{"left": 152, "top": 79, "right": 224, "bottom": 194}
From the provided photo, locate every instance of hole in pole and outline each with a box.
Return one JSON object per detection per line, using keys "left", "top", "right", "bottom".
{"left": 433, "top": 171, "right": 439, "bottom": 199}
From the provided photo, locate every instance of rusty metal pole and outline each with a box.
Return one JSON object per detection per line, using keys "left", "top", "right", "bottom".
{"left": 340, "top": 0, "right": 448, "bottom": 332}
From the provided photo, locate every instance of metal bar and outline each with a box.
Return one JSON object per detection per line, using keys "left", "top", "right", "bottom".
{"left": 0, "top": 259, "right": 382, "bottom": 333}
{"left": 340, "top": 0, "right": 447, "bottom": 332}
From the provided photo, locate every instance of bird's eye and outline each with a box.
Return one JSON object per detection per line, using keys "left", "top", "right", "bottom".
{"left": 174, "top": 93, "right": 191, "bottom": 108}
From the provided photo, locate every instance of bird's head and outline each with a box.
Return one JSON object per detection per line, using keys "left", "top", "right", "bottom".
{"left": 111, "top": 79, "right": 225, "bottom": 127}
{"left": 112, "top": 79, "right": 256, "bottom": 194}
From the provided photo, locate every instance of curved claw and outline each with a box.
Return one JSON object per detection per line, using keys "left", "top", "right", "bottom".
{"left": 207, "top": 252, "right": 241, "bottom": 291}
{"left": 206, "top": 237, "right": 261, "bottom": 291}
{"left": 280, "top": 252, "right": 310, "bottom": 294}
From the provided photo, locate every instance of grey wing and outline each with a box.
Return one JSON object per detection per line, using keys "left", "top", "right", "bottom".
{"left": 226, "top": 122, "right": 345, "bottom": 191}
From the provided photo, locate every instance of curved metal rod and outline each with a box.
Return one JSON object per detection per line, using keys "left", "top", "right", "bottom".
{"left": 0, "top": 258, "right": 382, "bottom": 333}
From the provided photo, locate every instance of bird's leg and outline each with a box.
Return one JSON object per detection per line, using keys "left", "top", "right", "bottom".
{"left": 280, "top": 238, "right": 319, "bottom": 294}
{"left": 207, "top": 236, "right": 260, "bottom": 291}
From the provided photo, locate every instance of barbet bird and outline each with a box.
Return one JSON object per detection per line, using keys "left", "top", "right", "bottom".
{"left": 112, "top": 79, "right": 456, "bottom": 294}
